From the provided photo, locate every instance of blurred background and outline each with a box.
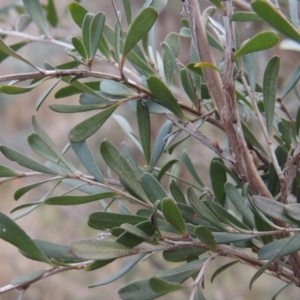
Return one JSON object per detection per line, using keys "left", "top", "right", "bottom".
{"left": 0, "top": 0, "right": 300, "bottom": 299}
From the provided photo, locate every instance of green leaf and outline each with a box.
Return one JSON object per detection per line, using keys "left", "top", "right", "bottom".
{"left": 182, "top": 151, "right": 204, "bottom": 187}
{"left": 0, "top": 41, "right": 27, "bottom": 64}
{"left": 32, "top": 116, "right": 77, "bottom": 173}
{"left": 141, "top": 172, "right": 167, "bottom": 203}
{"left": 89, "top": 12, "right": 105, "bottom": 61}
{"left": 100, "top": 80, "right": 137, "bottom": 96}
{"left": 28, "top": 133, "right": 58, "bottom": 162}
{"left": 230, "top": 12, "right": 263, "bottom": 22}
{"left": 0, "top": 145, "right": 57, "bottom": 175}
{"left": 147, "top": 76, "right": 185, "bottom": 120}
{"left": 170, "top": 180, "right": 186, "bottom": 204}
{"left": 14, "top": 177, "right": 60, "bottom": 200}
{"left": 119, "top": 258, "right": 204, "bottom": 300}
{"left": 122, "top": 7, "right": 157, "bottom": 59}
{"left": 0, "top": 165, "right": 22, "bottom": 177}
{"left": 150, "top": 120, "right": 173, "bottom": 170}
{"left": 89, "top": 254, "right": 146, "bottom": 287}
{"left": 137, "top": 101, "right": 151, "bottom": 166}
{"left": 149, "top": 277, "right": 185, "bottom": 294}
{"left": 120, "top": 223, "right": 153, "bottom": 241}
{"left": 45, "top": 192, "right": 118, "bottom": 205}
{"left": 50, "top": 104, "right": 105, "bottom": 113}
{"left": 252, "top": 196, "right": 297, "bottom": 224}
{"left": 194, "top": 226, "right": 217, "bottom": 251}
{"left": 0, "top": 212, "right": 50, "bottom": 263}
{"left": 122, "top": 0, "right": 132, "bottom": 25}
{"left": 281, "top": 65, "right": 300, "bottom": 99}
{"left": 23, "top": 0, "right": 48, "bottom": 35}
{"left": 88, "top": 212, "right": 147, "bottom": 230}
{"left": 70, "top": 239, "right": 138, "bottom": 260}
{"left": 180, "top": 68, "right": 196, "bottom": 104}
{"left": 211, "top": 261, "right": 238, "bottom": 282}
{"left": 194, "top": 62, "right": 220, "bottom": 72}
{"left": 70, "top": 141, "right": 105, "bottom": 183}
{"left": 46, "top": 0, "right": 58, "bottom": 27}
{"left": 72, "top": 36, "right": 87, "bottom": 60}
{"left": 224, "top": 183, "right": 255, "bottom": 228}
{"left": 20, "top": 239, "right": 85, "bottom": 263}
{"left": 234, "top": 31, "right": 278, "bottom": 59}
{"left": 11, "top": 270, "right": 46, "bottom": 286}
{"left": 241, "top": 122, "right": 267, "bottom": 156}
{"left": 162, "top": 42, "right": 179, "bottom": 85}
{"left": 157, "top": 159, "right": 179, "bottom": 182}
{"left": 210, "top": 158, "right": 226, "bottom": 206}
{"left": 212, "top": 232, "right": 257, "bottom": 244}
{"left": 263, "top": 56, "right": 280, "bottom": 136}
{"left": 82, "top": 13, "right": 93, "bottom": 61}
{"left": 69, "top": 1, "right": 88, "bottom": 28}
{"left": 100, "top": 139, "right": 149, "bottom": 203}
{"left": 69, "top": 104, "right": 119, "bottom": 142}
{"left": 251, "top": 0, "right": 300, "bottom": 43}
{"left": 163, "top": 247, "right": 205, "bottom": 262}
{"left": 161, "top": 198, "right": 188, "bottom": 237}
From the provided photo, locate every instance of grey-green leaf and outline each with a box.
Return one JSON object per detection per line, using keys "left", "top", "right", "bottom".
{"left": 194, "top": 226, "right": 217, "bottom": 251}
{"left": 11, "top": 270, "right": 46, "bottom": 285}
{"left": 100, "top": 80, "right": 137, "bottom": 96}
{"left": 70, "top": 239, "right": 138, "bottom": 260}
{"left": 161, "top": 198, "right": 188, "bottom": 237}
{"left": 137, "top": 101, "right": 151, "bottom": 166}
{"left": 122, "top": 7, "right": 157, "bottom": 59}
{"left": 0, "top": 145, "right": 57, "bottom": 175}
{"left": 263, "top": 56, "right": 280, "bottom": 136}
{"left": 0, "top": 212, "right": 50, "bottom": 263}
{"left": 100, "top": 139, "right": 149, "bottom": 203}
{"left": 0, "top": 165, "right": 22, "bottom": 177}
{"left": 23, "top": 0, "right": 48, "bottom": 35}
{"left": 69, "top": 104, "right": 119, "bottom": 142}
{"left": 149, "top": 277, "right": 185, "bottom": 294}
{"left": 147, "top": 76, "right": 185, "bottom": 120}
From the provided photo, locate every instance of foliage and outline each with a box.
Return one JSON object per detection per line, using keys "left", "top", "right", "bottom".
{"left": 0, "top": 0, "right": 300, "bottom": 299}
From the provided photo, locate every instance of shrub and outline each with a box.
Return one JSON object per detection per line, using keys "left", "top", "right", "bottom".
{"left": 0, "top": 0, "right": 300, "bottom": 299}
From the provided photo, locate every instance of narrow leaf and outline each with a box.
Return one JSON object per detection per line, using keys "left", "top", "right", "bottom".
{"left": 161, "top": 198, "right": 188, "bottom": 237}
{"left": 194, "top": 62, "right": 220, "bottom": 72}
{"left": 70, "top": 239, "right": 138, "bottom": 260}
{"left": 141, "top": 172, "right": 167, "bottom": 203}
{"left": 69, "top": 104, "right": 119, "bottom": 142}
{"left": 210, "top": 158, "right": 227, "bottom": 205}
{"left": 137, "top": 101, "right": 151, "bottom": 166}
{"left": 46, "top": 0, "right": 58, "bottom": 27}
{"left": 0, "top": 145, "right": 57, "bottom": 175}
{"left": 182, "top": 151, "right": 204, "bottom": 187}
{"left": 149, "top": 277, "right": 185, "bottom": 293}
{"left": 0, "top": 165, "right": 22, "bottom": 177}
{"left": 32, "top": 116, "right": 77, "bottom": 173}
{"left": 122, "top": 0, "right": 132, "bottom": 25}
{"left": 72, "top": 36, "right": 87, "bottom": 60}
{"left": 11, "top": 270, "right": 46, "bottom": 285}
{"left": 0, "top": 212, "right": 50, "bottom": 263}
{"left": 122, "top": 7, "right": 157, "bottom": 58}
{"left": 89, "top": 12, "right": 105, "bottom": 61}
{"left": 281, "top": 65, "right": 300, "bottom": 99}
{"left": 70, "top": 141, "right": 105, "bottom": 183}
{"left": 82, "top": 13, "right": 93, "bottom": 59}
{"left": 88, "top": 212, "right": 147, "bottom": 230}
{"left": 150, "top": 120, "right": 173, "bottom": 170}
{"left": 252, "top": 0, "right": 300, "bottom": 43}
{"left": 234, "top": 31, "right": 278, "bottom": 59}
{"left": 100, "top": 80, "right": 136, "bottom": 96}
{"left": 230, "top": 12, "right": 263, "bottom": 22}
{"left": 100, "top": 139, "right": 149, "bottom": 202}
{"left": 23, "top": 0, "right": 48, "bottom": 35}
{"left": 69, "top": 1, "right": 88, "bottom": 28}
{"left": 0, "top": 39, "right": 38, "bottom": 69}
{"left": 263, "top": 56, "right": 280, "bottom": 136}
{"left": 194, "top": 226, "right": 217, "bottom": 251}
{"left": 89, "top": 254, "right": 146, "bottom": 287}
{"left": 147, "top": 76, "right": 185, "bottom": 120}
{"left": 36, "top": 78, "right": 61, "bottom": 110}
{"left": 45, "top": 192, "right": 118, "bottom": 205}
{"left": 211, "top": 261, "right": 238, "bottom": 282}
